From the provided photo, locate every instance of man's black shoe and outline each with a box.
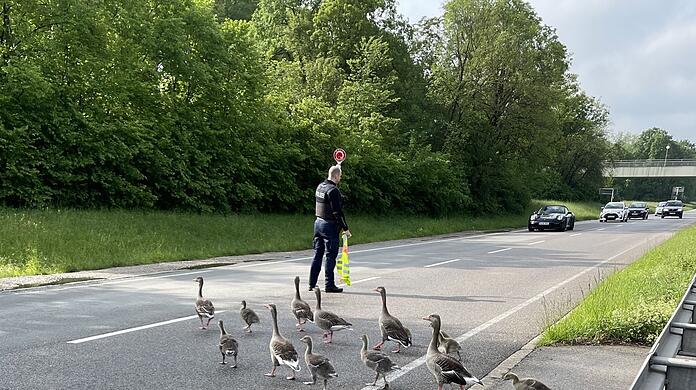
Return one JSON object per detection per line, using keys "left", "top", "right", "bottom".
{"left": 324, "top": 286, "right": 343, "bottom": 293}
{"left": 308, "top": 287, "right": 316, "bottom": 292}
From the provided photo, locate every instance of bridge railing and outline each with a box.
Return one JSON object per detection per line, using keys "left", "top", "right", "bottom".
{"left": 631, "top": 272, "right": 696, "bottom": 389}
{"left": 609, "top": 159, "right": 696, "bottom": 168}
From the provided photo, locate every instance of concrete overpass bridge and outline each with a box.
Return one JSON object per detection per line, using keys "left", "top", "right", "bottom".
{"left": 604, "top": 159, "right": 696, "bottom": 178}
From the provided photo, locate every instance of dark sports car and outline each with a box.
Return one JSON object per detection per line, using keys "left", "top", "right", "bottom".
{"left": 627, "top": 202, "right": 649, "bottom": 220}
{"left": 528, "top": 205, "right": 576, "bottom": 232}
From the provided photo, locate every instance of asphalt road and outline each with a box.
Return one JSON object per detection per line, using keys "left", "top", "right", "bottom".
{"left": 1, "top": 213, "right": 694, "bottom": 390}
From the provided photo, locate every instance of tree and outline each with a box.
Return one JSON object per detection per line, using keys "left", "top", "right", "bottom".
{"left": 431, "top": 0, "right": 569, "bottom": 211}
{"left": 539, "top": 75, "right": 611, "bottom": 200}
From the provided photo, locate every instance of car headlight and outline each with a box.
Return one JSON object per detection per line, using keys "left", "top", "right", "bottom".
{"left": 556, "top": 215, "right": 563, "bottom": 220}
{"left": 530, "top": 214, "right": 537, "bottom": 221}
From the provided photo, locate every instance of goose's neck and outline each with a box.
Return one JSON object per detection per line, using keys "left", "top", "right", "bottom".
{"left": 509, "top": 374, "right": 519, "bottom": 384}
{"left": 219, "top": 322, "right": 226, "bottom": 336}
{"left": 429, "top": 319, "right": 441, "bottom": 352}
{"left": 294, "top": 278, "right": 301, "bottom": 299}
{"left": 271, "top": 308, "right": 280, "bottom": 336}
{"left": 380, "top": 291, "right": 389, "bottom": 315}
{"left": 315, "top": 291, "right": 322, "bottom": 310}
{"left": 304, "top": 340, "right": 313, "bottom": 355}
{"left": 198, "top": 281, "right": 204, "bottom": 298}
{"left": 360, "top": 338, "right": 368, "bottom": 354}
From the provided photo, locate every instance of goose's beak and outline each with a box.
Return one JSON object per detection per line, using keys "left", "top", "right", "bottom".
{"left": 422, "top": 316, "right": 431, "bottom": 321}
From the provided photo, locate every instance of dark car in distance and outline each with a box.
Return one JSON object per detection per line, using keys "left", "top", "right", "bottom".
{"left": 528, "top": 205, "right": 576, "bottom": 232}
{"left": 662, "top": 200, "right": 684, "bottom": 219}
{"left": 627, "top": 202, "right": 650, "bottom": 220}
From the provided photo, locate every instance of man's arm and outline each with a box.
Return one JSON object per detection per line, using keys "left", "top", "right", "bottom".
{"left": 328, "top": 188, "right": 349, "bottom": 231}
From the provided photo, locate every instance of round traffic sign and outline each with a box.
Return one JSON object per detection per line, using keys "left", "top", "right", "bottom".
{"left": 333, "top": 148, "right": 346, "bottom": 164}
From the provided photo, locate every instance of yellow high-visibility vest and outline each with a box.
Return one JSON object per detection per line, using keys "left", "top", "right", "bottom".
{"left": 337, "top": 234, "right": 351, "bottom": 286}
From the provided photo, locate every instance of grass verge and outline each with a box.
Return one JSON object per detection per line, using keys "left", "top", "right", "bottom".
{"left": 539, "top": 224, "right": 696, "bottom": 346}
{"left": 0, "top": 199, "right": 599, "bottom": 278}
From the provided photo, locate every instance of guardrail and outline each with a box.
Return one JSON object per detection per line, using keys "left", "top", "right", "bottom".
{"left": 631, "top": 272, "right": 696, "bottom": 389}
{"left": 609, "top": 160, "right": 696, "bottom": 168}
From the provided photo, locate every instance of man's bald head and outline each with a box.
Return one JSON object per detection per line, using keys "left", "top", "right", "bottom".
{"left": 328, "top": 165, "right": 342, "bottom": 183}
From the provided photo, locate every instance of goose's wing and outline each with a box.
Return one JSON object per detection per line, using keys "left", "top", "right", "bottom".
{"left": 292, "top": 300, "right": 313, "bottom": 320}
{"left": 272, "top": 337, "right": 298, "bottom": 363}
{"left": 317, "top": 310, "right": 351, "bottom": 327}
{"left": 219, "top": 335, "right": 238, "bottom": 353}
{"left": 196, "top": 298, "right": 215, "bottom": 317}
{"left": 434, "top": 353, "right": 473, "bottom": 385}
{"left": 364, "top": 351, "right": 397, "bottom": 372}
{"left": 241, "top": 308, "right": 260, "bottom": 324}
{"left": 382, "top": 316, "right": 411, "bottom": 345}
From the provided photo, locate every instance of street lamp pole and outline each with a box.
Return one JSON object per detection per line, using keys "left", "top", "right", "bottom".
{"left": 664, "top": 145, "right": 671, "bottom": 167}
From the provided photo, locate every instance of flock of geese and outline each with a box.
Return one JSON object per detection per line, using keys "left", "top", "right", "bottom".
{"left": 194, "top": 276, "right": 551, "bottom": 390}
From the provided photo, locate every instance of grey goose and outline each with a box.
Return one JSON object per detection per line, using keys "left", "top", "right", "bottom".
{"left": 240, "top": 300, "right": 260, "bottom": 333}
{"left": 373, "top": 286, "right": 412, "bottom": 353}
{"left": 264, "top": 303, "right": 301, "bottom": 380}
{"left": 217, "top": 320, "right": 238, "bottom": 367}
{"left": 313, "top": 288, "right": 352, "bottom": 344}
{"left": 291, "top": 276, "right": 314, "bottom": 332}
{"left": 503, "top": 372, "right": 552, "bottom": 390}
{"left": 360, "top": 334, "right": 400, "bottom": 389}
{"left": 300, "top": 335, "right": 338, "bottom": 389}
{"left": 423, "top": 314, "right": 483, "bottom": 389}
{"left": 193, "top": 277, "right": 215, "bottom": 330}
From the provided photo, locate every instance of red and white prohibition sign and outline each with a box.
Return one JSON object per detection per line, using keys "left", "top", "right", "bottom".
{"left": 333, "top": 148, "right": 346, "bottom": 164}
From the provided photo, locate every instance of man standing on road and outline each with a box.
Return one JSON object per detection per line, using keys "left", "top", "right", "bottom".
{"left": 309, "top": 165, "right": 351, "bottom": 293}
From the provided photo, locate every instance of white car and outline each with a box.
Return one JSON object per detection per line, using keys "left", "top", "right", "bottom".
{"left": 655, "top": 201, "right": 667, "bottom": 216}
{"left": 600, "top": 202, "right": 628, "bottom": 222}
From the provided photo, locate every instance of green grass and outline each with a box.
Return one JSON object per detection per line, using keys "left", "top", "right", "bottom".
{"left": 0, "top": 200, "right": 600, "bottom": 278}
{"left": 540, "top": 224, "right": 696, "bottom": 346}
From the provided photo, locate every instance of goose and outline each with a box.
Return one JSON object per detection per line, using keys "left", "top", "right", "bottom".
{"left": 217, "top": 320, "right": 238, "bottom": 368}
{"left": 194, "top": 277, "right": 215, "bottom": 330}
{"left": 423, "top": 314, "right": 483, "bottom": 389}
{"left": 502, "top": 372, "right": 552, "bottom": 390}
{"left": 264, "top": 303, "right": 301, "bottom": 380}
{"left": 373, "top": 286, "right": 412, "bottom": 353}
{"left": 291, "top": 276, "right": 314, "bottom": 332}
{"left": 438, "top": 330, "right": 462, "bottom": 361}
{"left": 314, "top": 288, "right": 352, "bottom": 344}
{"left": 240, "top": 300, "right": 260, "bottom": 333}
{"left": 299, "top": 335, "right": 338, "bottom": 389}
{"left": 360, "top": 334, "right": 400, "bottom": 389}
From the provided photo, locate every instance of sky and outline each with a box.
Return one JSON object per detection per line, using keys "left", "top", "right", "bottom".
{"left": 396, "top": 0, "right": 696, "bottom": 144}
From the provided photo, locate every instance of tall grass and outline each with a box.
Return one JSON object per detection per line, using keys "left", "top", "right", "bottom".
{"left": 0, "top": 200, "right": 600, "bottom": 278}
{"left": 540, "top": 225, "right": 696, "bottom": 346}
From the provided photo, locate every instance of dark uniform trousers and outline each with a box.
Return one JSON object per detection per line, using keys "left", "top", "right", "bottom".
{"left": 309, "top": 217, "right": 339, "bottom": 289}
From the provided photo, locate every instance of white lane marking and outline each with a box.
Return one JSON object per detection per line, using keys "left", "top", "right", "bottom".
{"left": 424, "top": 258, "right": 461, "bottom": 268}
{"left": 596, "top": 228, "right": 606, "bottom": 231}
{"left": 338, "top": 276, "right": 381, "bottom": 287}
{"left": 360, "top": 241, "right": 650, "bottom": 390}
{"left": 570, "top": 233, "right": 582, "bottom": 237}
{"left": 527, "top": 241, "right": 545, "bottom": 246}
{"left": 488, "top": 248, "right": 512, "bottom": 254}
{"left": 67, "top": 310, "right": 228, "bottom": 344}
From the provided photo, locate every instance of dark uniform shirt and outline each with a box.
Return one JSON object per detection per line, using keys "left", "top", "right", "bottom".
{"left": 315, "top": 179, "right": 349, "bottom": 231}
